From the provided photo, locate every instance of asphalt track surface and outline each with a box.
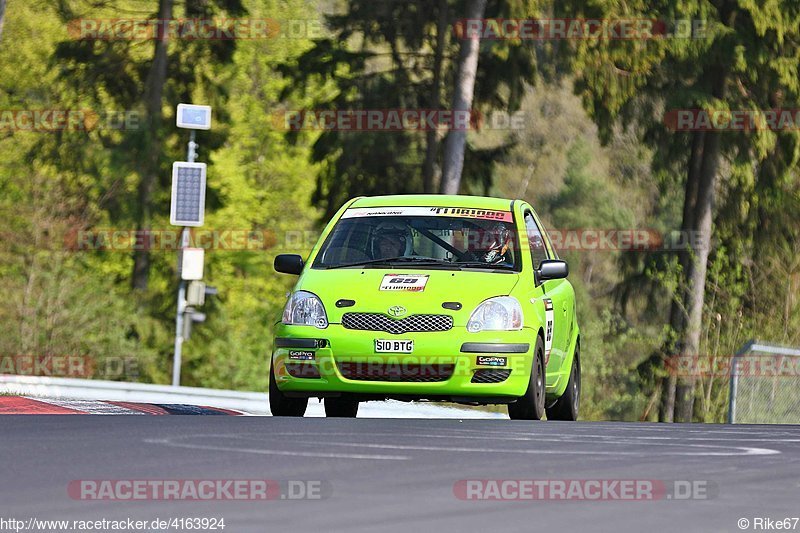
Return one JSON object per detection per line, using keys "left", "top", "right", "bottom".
{"left": 2, "top": 417, "right": 799, "bottom": 533}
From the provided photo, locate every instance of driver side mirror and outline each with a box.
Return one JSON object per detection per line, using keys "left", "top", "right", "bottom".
{"left": 537, "top": 259, "right": 569, "bottom": 282}
{"left": 274, "top": 254, "right": 305, "bottom": 275}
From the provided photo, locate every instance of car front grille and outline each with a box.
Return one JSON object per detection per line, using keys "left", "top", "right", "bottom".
{"left": 471, "top": 369, "right": 512, "bottom": 384}
{"left": 341, "top": 313, "right": 453, "bottom": 334}
{"left": 337, "top": 362, "right": 454, "bottom": 382}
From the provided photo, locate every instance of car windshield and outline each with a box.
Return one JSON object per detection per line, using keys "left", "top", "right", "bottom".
{"left": 312, "top": 207, "right": 520, "bottom": 271}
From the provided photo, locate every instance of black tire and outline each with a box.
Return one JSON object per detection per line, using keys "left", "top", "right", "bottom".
{"left": 269, "top": 361, "right": 308, "bottom": 417}
{"left": 324, "top": 397, "right": 359, "bottom": 418}
{"left": 508, "top": 336, "right": 546, "bottom": 420}
{"left": 546, "top": 343, "right": 580, "bottom": 421}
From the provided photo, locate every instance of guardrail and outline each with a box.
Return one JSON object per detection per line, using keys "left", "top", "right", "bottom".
{"left": 0, "top": 375, "right": 270, "bottom": 414}
{"left": 0, "top": 375, "right": 504, "bottom": 418}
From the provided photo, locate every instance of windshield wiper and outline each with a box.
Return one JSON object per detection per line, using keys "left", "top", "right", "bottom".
{"left": 324, "top": 256, "right": 453, "bottom": 269}
{"left": 324, "top": 256, "right": 515, "bottom": 271}
{"left": 452, "top": 261, "right": 516, "bottom": 271}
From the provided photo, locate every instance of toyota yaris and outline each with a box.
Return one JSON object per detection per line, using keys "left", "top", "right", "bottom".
{"left": 270, "top": 195, "right": 580, "bottom": 420}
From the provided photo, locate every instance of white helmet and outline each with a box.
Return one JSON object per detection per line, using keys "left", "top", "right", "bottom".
{"left": 371, "top": 221, "right": 413, "bottom": 258}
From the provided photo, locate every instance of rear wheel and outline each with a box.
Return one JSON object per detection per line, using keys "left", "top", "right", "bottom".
{"left": 269, "top": 361, "right": 308, "bottom": 417}
{"left": 324, "top": 397, "right": 359, "bottom": 418}
{"left": 508, "top": 336, "right": 546, "bottom": 420}
{"left": 546, "top": 344, "right": 580, "bottom": 421}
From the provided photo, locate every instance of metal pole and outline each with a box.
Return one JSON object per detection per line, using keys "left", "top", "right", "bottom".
{"left": 187, "top": 130, "right": 197, "bottom": 163}
{"left": 727, "top": 340, "right": 753, "bottom": 424}
{"left": 172, "top": 131, "right": 198, "bottom": 387}
{"left": 172, "top": 228, "right": 189, "bottom": 387}
{"left": 727, "top": 353, "right": 739, "bottom": 424}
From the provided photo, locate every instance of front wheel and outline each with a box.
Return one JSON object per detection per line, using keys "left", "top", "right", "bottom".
{"left": 508, "top": 336, "right": 546, "bottom": 420}
{"left": 324, "top": 397, "right": 359, "bottom": 418}
{"left": 269, "top": 361, "right": 308, "bottom": 417}
{"left": 546, "top": 343, "right": 580, "bottom": 421}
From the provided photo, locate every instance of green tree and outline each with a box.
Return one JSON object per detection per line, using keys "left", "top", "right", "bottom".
{"left": 557, "top": 0, "right": 800, "bottom": 421}
{"left": 0, "top": 0, "right": 6, "bottom": 42}
{"left": 281, "top": 0, "right": 538, "bottom": 220}
{"left": 51, "top": 0, "right": 246, "bottom": 290}
{"left": 186, "top": 0, "right": 322, "bottom": 389}
{"left": 493, "top": 81, "right": 658, "bottom": 421}
{"left": 0, "top": 3, "right": 161, "bottom": 380}
{"left": 439, "top": 0, "right": 486, "bottom": 194}
{"left": 0, "top": 0, "right": 323, "bottom": 389}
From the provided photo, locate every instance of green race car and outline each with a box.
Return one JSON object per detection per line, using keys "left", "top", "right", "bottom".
{"left": 270, "top": 194, "right": 580, "bottom": 420}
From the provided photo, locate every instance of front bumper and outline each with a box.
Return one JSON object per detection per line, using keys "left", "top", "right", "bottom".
{"left": 271, "top": 323, "right": 539, "bottom": 401}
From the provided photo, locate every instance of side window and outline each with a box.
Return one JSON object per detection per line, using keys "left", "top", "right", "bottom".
{"left": 524, "top": 211, "right": 549, "bottom": 270}
{"left": 532, "top": 211, "right": 558, "bottom": 260}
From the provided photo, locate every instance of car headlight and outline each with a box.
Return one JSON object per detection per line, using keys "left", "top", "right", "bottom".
{"left": 282, "top": 291, "right": 328, "bottom": 329}
{"left": 467, "top": 296, "right": 523, "bottom": 332}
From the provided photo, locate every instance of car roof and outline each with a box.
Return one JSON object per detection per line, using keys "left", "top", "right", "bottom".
{"left": 350, "top": 194, "right": 515, "bottom": 211}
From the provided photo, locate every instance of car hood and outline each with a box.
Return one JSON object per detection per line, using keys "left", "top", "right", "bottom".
{"left": 295, "top": 268, "right": 520, "bottom": 327}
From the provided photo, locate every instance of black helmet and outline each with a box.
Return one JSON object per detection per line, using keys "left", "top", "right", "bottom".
{"left": 482, "top": 223, "right": 512, "bottom": 263}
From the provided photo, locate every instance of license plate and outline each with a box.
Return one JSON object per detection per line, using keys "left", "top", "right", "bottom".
{"left": 375, "top": 339, "right": 414, "bottom": 353}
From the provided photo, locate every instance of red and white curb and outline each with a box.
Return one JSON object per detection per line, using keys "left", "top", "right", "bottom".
{"left": 0, "top": 396, "right": 243, "bottom": 415}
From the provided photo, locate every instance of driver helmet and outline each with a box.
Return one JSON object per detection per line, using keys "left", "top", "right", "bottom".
{"left": 371, "top": 221, "right": 413, "bottom": 258}
{"left": 482, "top": 222, "right": 512, "bottom": 264}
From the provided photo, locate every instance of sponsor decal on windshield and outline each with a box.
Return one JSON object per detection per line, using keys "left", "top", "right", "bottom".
{"left": 428, "top": 207, "right": 512, "bottom": 221}
{"left": 342, "top": 206, "right": 512, "bottom": 222}
{"left": 379, "top": 274, "right": 429, "bottom": 292}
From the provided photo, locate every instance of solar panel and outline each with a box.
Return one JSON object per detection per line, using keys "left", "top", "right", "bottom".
{"left": 170, "top": 162, "right": 207, "bottom": 227}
